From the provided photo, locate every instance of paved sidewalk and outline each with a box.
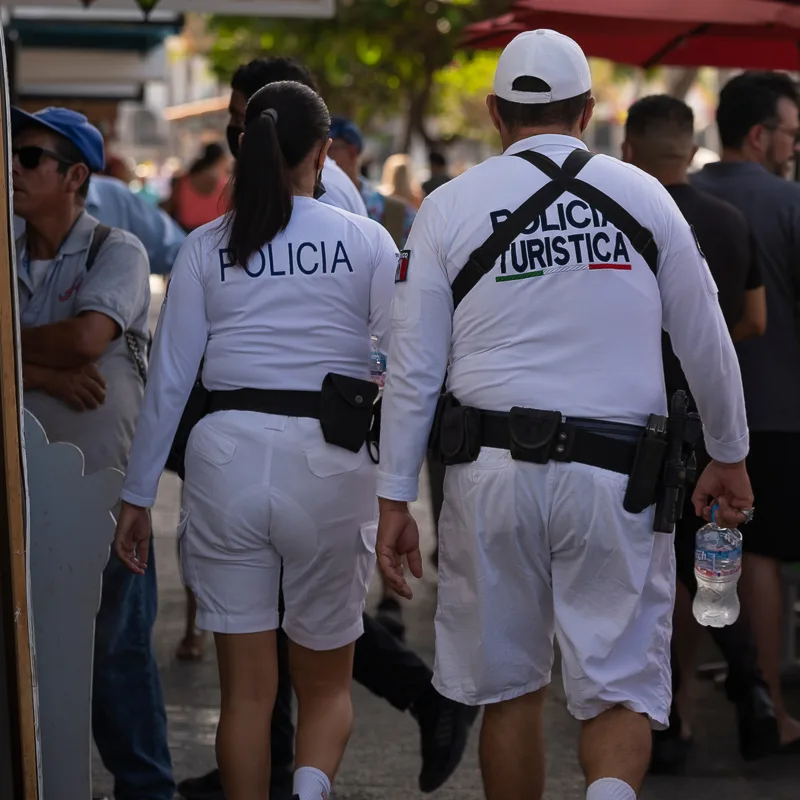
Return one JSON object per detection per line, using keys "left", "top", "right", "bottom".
{"left": 91, "top": 283, "right": 799, "bottom": 799}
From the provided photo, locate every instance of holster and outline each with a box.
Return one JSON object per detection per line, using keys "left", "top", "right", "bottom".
{"left": 508, "top": 407, "right": 562, "bottom": 463}
{"left": 430, "top": 393, "right": 481, "bottom": 466}
{"left": 319, "top": 372, "right": 379, "bottom": 453}
{"left": 623, "top": 414, "right": 668, "bottom": 514}
{"left": 165, "top": 379, "right": 210, "bottom": 480}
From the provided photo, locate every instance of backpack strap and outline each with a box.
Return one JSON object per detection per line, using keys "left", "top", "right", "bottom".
{"left": 85, "top": 224, "right": 112, "bottom": 272}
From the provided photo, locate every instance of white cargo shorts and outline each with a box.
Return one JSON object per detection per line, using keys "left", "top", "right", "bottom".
{"left": 178, "top": 410, "right": 378, "bottom": 650}
{"left": 432, "top": 447, "right": 675, "bottom": 728}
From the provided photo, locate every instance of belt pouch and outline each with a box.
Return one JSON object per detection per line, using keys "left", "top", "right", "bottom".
{"left": 508, "top": 407, "right": 561, "bottom": 463}
{"left": 166, "top": 380, "right": 210, "bottom": 480}
{"left": 319, "top": 372, "right": 379, "bottom": 453}
{"left": 439, "top": 397, "right": 481, "bottom": 466}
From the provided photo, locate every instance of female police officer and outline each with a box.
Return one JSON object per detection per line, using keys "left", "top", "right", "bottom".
{"left": 113, "top": 80, "right": 397, "bottom": 800}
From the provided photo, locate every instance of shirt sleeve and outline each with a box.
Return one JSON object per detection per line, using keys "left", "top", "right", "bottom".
{"left": 377, "top": 199, "right": 452, "bottom": 501}
{"left": 120, "top": 235, "right": 209, "bottom": 506}
{"left": 369, "top": 225, "right": 399, "bottom": 352}
{"left": 74, "top": 232, "right": 149, "bottom": 333}
{"left": 658, "top": 195, "right": 749, "bottom": 464}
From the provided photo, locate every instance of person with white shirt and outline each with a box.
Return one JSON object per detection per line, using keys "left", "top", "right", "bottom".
{"left": 113, "top": 81, "right": 396, "bottom": 800}
{"left": 225, "top": 57, "right": 367, "bottom": 217}
{"left": 375, "top": 30, "right": 754, "bottom": 800}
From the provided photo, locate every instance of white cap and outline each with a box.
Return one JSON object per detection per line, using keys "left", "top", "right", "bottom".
{"left": 493, "top": 29, "right": 591, "bottom": 105}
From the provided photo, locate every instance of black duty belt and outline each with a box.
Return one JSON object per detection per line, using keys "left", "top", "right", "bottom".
{"left": 480, "top": 410, "right": 641, "bottom": 476}
{"left": 208, "top": 388, "right": 322, "bottom": 418}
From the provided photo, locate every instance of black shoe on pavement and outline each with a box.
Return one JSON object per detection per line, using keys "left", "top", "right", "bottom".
{"left": 375, "top": 596, "right": 406, "bottom": 642}
{"left": 737, "top": 683, "right": 780, "bottom": 761}
{"left": 178, "top": 769, "right": 222, "bottom": 799}
{"left": 649, "top": 728, "right": 693, "bottom": 775}
{"left": 411, "top": 685, "right": 480, "bottom": 793}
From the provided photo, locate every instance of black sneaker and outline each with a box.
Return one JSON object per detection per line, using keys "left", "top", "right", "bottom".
{"left": 737, "top": 683, "right": 780, "bottom": 761}
{"left": 177, "top": 769, "right": 222, "bottom": 799}
{"left": 376, "top": 596, "right": 406, "bottom": 641}
{"left": 411, "top": 686, "right": 479, "bottom": 793}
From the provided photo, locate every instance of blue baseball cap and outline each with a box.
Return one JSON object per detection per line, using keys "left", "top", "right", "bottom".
{"left": 11, "top": 107, "right": 105, "bottom": 173}
{"left": 329, "top": 116, "right": 364, "bottom": 153}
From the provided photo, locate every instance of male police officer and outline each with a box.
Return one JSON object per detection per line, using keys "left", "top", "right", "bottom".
{"left": 376, "top": 30, "right": 753, "bottom": 800}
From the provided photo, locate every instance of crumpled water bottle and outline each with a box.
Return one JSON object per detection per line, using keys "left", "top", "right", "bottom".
{"left": 692, "top": 505, "right": 743, "bottom": 628}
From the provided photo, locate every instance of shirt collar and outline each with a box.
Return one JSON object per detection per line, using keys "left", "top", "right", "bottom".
{"left": 699, "top": 160, "right": 767, "bottom": 177}
{"left": 503, "top": 133, "right": 588, "bottom": 157}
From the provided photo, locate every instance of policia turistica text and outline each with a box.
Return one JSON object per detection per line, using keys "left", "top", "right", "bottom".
{"left": 113, "top": 81, "right": 397, "bottom": 800}
{"left": 376, "top": 30, "right": 755, "bottom": 800}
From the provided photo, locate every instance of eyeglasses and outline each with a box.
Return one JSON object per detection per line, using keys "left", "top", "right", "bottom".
{"left": 12, "top": 146, "right": 76, "bottom": 171}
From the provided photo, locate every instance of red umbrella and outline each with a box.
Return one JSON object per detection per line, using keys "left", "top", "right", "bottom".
{"left": 462, "top": 0, "right": 800, "bottom": 70}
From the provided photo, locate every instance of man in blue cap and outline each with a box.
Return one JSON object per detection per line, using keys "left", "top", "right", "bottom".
{"left": 12, "top": 106, "right": 175, "bottom": 800}
{"left": 328, "top": 115, "right": 416, "bottom": 248}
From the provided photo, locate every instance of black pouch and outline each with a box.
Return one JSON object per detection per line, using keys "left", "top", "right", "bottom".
{"left": 165, "top": 380, "right": 211, "bottom": 480}
{"left": 623, "top": 414, "right": 668, "bottom": 514}
{"left": 319, "top": 372, "right": 379, "bottom": 453}
{"left": 508, "top": 407, "right": 561, "bottom": 463}
{"left": 437, "top": 394, "right": 482, "bottom": 466}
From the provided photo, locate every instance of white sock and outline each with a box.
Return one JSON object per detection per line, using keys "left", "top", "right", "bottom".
{"left": 586, "top": 777, "right": 636, "bottom": 800}
{"left": 293, "top": 766, "right": 331, "bottom": 800}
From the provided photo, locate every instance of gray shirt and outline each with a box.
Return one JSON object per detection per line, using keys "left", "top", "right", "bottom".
{"left": 18, "top": 211, "right": 151, "bottom": 474}
{"left": 692, "top": 161, "right": 800, "bottom": 433}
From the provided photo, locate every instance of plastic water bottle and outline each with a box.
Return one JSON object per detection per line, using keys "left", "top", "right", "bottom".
{"left": 369, "top": 335, "right": 387, "bottom": 394}
{"left": 693, "top": 507, "right": 742, "bottom": 628}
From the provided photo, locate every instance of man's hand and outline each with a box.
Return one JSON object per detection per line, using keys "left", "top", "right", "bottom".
{"left": 114, "top": 501, "right": 152, "bottom": 575}
{"left": 45, "top": 363, "right": 107, "bottom": 411}
{"left": 376, "top": 498, "right": 423, "bottom": 600}
{"left": 692, "top": 459, "right": 754, "bottom": 528}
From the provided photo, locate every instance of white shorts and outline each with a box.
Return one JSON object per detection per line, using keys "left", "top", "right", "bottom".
{"left": 178, "top": 410, "right": 378, "bottom": 650}
{"left": 432, "top": 448, "right": 675, "bottom": 728}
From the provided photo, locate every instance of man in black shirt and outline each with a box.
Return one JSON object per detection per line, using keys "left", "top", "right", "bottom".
{"left": 623, "top": 95, "right": 775, "bottom": 771}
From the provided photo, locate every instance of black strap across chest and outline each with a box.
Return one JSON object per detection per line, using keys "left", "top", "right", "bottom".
{"left": 451, "top": 149, "right": 659, "bottom": 310}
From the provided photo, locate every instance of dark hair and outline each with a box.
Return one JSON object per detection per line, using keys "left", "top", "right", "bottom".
{"left": 429, "top": 151, "right": 446, "bottom": 168}
{"left": 189, "top": 142, "right": 225, "bottom": 175}
{"left": 717, "top": 71, "right": 800, "bottom": 149}
{"left": 54, "top": 135, "right": 90, "bottom": 199}
{"left": 625, "top": 94, "right": 694, "bottom": 139}
{"left": 226, "top": 81, "right": 330, "bottom": 268}
{"left": 495, "top": 90, "right": 590, "bottom": 130}
{"left": 231, "top": 57, "right": 318, "bottom": 100}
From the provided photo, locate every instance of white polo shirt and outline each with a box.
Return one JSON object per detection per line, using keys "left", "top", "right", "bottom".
{"left": 320, "top": 156, "right": 368, "bottom": 217}
{"left": 121, "top": 197, "right": 398, "bottom": 506}
{"left": 377, "top": 134, "right": 749, "bottom": 502}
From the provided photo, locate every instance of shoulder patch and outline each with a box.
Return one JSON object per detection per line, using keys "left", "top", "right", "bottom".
{"left": 395, "top": 249, "right": 410, "bottom": 283}
{"left": 690, "top": 225, "right": 706, "bottom": 260}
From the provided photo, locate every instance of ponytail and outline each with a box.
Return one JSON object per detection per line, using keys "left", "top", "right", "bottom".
{"left": 223, "top": 81, "right": 331, "bottom": 269}
{"left": 228, "top": 109, "right": 292, "bottom": 267}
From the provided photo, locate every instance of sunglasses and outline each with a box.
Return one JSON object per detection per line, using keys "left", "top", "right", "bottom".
{"left": 12, "top": 145, "right": 76, "bottom": 171}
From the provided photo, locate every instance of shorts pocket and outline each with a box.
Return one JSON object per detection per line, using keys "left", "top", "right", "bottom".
{"left": 304, "top": 440, "right": 366, "bottom": 478}
{"left": 176, "top": 510, "right": 197, "bottom": 591}
{"left": 190, "top": 420, "right": 237, "bottom": 467}
{"left": 349, "top": 521, "right": 378, "bottom": 606}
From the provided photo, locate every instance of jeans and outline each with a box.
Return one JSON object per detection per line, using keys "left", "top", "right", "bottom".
{"left": 93, "top": 547, "right": 174, "bottom": 800}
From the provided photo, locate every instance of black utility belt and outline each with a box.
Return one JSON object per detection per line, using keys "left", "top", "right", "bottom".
{"left": 209, "top": 373, "right": 380, "bottom": 455}
{"left": 429, "top": 393, "right": 640, "bottom": 476}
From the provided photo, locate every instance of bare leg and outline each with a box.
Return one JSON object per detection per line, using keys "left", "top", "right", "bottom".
{"left": 215, "top": 631, "right": 278, "bottom": 800}
{"left": 580, "top": 707, "right": 651, "bottom": 792}
{"left": 672, "top": 581, "right": 700, "bottom": 738}
{"left": 290, "top": 640, "right": 355, "bottom": 784}
{"left": 177, "top": 586, "right": 207, "bottom": 661}
{"left": 479, "top": 688, "right": 546, "bottom": 800}
{"left": 739, "top": 553, "right": 800, "bottom": 745}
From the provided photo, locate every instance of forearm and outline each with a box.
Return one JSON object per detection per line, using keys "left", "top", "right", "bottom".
{"left": 21, "top": 362, "right": 56, "bottom": 392}
{"left": 22, "top": 321, "right": 95, "bottom": 368}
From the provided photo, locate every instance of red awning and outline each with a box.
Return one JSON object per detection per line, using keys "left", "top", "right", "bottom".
{"left": 461, "top": 0, "right": 800, "bottom": 70}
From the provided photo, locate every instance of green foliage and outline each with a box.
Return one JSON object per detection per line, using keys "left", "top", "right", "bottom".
{"left": 207, "top": 0, "right": 513, "bottom": 138}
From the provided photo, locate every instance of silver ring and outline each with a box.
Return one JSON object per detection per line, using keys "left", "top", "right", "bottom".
{"left": 739, "top": 508, "right": 755, "bottom": 524}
